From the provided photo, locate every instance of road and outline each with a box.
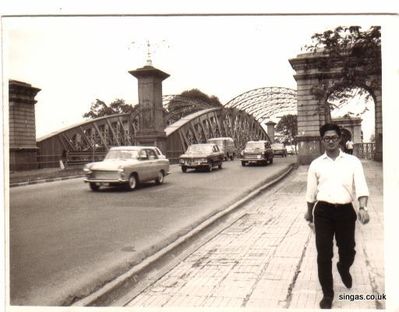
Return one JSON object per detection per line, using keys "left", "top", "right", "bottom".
{"left": 9, "top": 156, "right": 296, "bottom": 305}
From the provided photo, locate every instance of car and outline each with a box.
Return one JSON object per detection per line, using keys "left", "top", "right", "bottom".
{"left": 83, "top": 146, "right": 170, "bottom": 191}
{"left": 207, "top": 137, "right": 237, "bottom": 160}
{"left": 179, "top": 143, "right": 224, "bottom": 172}
{"left": 286, "top": 144, "right": 297, "bottom": 155}
{"left": 271, "top": 143, "right": 288, "bottom": 157}
{"left": 240, "top": 140, "right": 274, "bottom": 166}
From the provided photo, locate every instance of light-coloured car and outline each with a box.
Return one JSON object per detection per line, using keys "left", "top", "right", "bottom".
{"left": 286, "top": 144, "right": 297, "bottom": 155}
{"left": 207, "top": 137, "right": 237, "bottom": 160}
{"left": 83, "top": 146, "right": 170, "bottom": 191}
{"left": 179, "top": 143, "right": 224, "bottom": 172}
{"left": 271, "top": 143, "right": 287, "bottom": 157}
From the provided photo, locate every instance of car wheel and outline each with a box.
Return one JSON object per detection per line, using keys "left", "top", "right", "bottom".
{"left": 155, "top": 171, "right": 164, "bottom": 185}
{"left": 127, "top": 174, "right": 138, "bottom": 190}
{"left": 208, "top": 163, "right": 213, "bottom": 172}
{"left": 89, "top": 183, "right": 100, "bottom": 191}
{"left": 181, "top": 166, "right": 187, "bottom": 173}
{"left": 269, "top": 157, "right": 274, "bottom": 164}
{"left": 218, "top": 162, "right": 222, "bottom": 169}
{"left": 241, "top": 161, "right": 246, "bottom": 166}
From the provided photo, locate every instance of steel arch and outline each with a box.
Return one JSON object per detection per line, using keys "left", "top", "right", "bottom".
{"left": 37, "top": 111, "right": 140, "bottom": 159}
{"left": 165, "top": 107, "right": 270, "bottom": 161}
{"left": 224, "top": 87, "right": 298, "bottom": 123}
{"left": 37, "top": 94, "right": 271, "bottom": 166}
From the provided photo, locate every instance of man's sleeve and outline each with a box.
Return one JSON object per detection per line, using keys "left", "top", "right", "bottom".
{"left": 306, "top": 162, "right": 317, "bottom": 203}
{"left": 354, "top": 159, "right": 369, "bottom": 198}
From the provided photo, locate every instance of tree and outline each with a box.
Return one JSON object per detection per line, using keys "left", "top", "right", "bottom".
{"left": 166, "top": 89, "right": 222, "bottom": 124}
{"left": 304, "top": 26, "right": 381, "bottom": 104}
{"left": 276, "top": 114, "right": 298, "bottom": 144}
{"left": 83, "top": 99, "right": 136, "bottom": 119}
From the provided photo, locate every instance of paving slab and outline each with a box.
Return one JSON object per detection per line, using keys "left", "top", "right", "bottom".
{"left": 125, "top": 160, "right": 384, "bottom": 309}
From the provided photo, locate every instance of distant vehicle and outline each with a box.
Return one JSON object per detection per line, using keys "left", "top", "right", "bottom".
{"left": 207, "top": 137, "right": 237, "bottom": 160}
{"left": 286, "top": 145, "right": 297, "bottom": 155}
{"left": 271, "top": 143, "right": 288, "bottom": 157}
{"left": 179, "top": 143, "right": 224, "bottom": 172}
{"left": 83, "top": 146, "right": 170, "bottom": 191}
{"left": 240, "top": 140, "right": 274, "bottom": 166}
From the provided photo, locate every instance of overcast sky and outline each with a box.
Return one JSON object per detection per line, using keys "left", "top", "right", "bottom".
{"left": 2, "top": 15, "right": 388, "bottom": 139}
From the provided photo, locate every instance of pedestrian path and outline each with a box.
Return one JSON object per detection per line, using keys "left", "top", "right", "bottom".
{"left": 125, "top": 160, "right": 384, "bottom": 309}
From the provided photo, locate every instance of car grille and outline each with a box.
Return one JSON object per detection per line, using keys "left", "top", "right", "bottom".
{"left": 181, "top": 158, "right": 206, "bottom": 166}
{"left": 243, "top": 153, "right": 263, "bottom": 159}
{"left": 91, "top": 170, "right": 119, "bottom": 180}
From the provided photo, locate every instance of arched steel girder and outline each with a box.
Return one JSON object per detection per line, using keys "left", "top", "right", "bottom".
{"left": 224, "top": 87, "right": 298, "bottom": 122}
{"left": 165, "top": 107, "right": 270, "bottom": 155}
{"left": 37, "top": 111, "right": 140, "bottom": 155}
{"left": 37, "top": 104, "right": 268, "bottom": 160}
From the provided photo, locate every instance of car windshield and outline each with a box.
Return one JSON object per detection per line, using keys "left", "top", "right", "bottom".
{"left": 208, "top": 139, "right": 223, "bottom": 145}
{"left": 245, "top": 142, "right": 265, "bottom": 150}
{"left": 105, "top": 150, "right": 139, "bottom": 160}
{"left": 186, "top": 145, "right": 213, "bottom": 153}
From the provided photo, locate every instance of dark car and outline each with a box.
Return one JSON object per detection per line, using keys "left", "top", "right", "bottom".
{"left": 240, "top": 140, "right": 274, "bottom": 166}
{"left": 271, "top": 143, "right": 288, "bottom": 157}
{"left": 179, "top": 143, "right": 224, "bottom": 172}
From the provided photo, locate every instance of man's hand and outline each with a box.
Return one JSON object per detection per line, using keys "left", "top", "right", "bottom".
{"left": 358, "top": 209, "right": 370, "bottom": 225}
{"left": 304, "top": 210, "right": 313, "bottom": 223}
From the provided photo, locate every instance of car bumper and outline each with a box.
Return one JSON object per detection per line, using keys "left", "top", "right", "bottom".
{"left": 180, "top": 162, "right": 209, "bottom": 168}
{"left": 240, "top": 157, "right": 267, "bottom": 163}
{"left": 84, "top": 178, "right": 128, "bottom": 184}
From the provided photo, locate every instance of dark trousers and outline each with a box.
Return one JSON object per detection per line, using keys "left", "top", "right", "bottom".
{"left": 314, "top": 201, "right": 357, "bottom": 297}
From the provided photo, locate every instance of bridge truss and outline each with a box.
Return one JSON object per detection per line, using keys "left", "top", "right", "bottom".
{"left": 37, "top": 96, "right": 269, "bottom": 166}
{"left": 224, "top": 87, "right": 298, "bottom": 126}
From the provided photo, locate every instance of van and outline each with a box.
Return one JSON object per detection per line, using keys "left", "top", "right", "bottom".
{"left": 207, "top": 137, "right": 236, "bottom": 161}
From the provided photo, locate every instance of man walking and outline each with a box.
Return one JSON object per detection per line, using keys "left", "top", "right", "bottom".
{"left": 346, "top": 139, "right": 354, "bottom": 154}
{"left": 305, "top": 123, "right": 370, "bottom": 309}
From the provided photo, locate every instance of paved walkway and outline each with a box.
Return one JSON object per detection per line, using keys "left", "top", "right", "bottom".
{"left": 125, "top": 160, "right": 384, "bottom": 309}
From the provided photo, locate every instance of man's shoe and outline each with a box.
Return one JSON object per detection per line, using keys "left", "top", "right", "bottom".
{"left": 337, "top": 263, "right": 352, "bottom": 288}
{"left": 319, "top": 296, "right": 333, "bottom": 309}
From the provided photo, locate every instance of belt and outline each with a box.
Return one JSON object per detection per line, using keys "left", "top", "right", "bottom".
{"left": 318, "top": 201, "right": 352, "bottom": 208}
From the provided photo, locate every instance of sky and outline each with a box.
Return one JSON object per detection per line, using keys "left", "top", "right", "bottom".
{"left": 2, "top": 15, "right": 388, "bottom": 140}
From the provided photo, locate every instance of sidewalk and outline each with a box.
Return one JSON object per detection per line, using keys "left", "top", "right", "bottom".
{"left": 125, "top": 160, "right": 384, "bottom": 309}
{"left": 9, "top": 167, "right": 84, "bottom": 187}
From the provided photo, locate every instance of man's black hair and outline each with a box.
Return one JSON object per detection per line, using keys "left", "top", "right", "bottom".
{"left": 319, "top": 123, "right": 342, "bottom": 137}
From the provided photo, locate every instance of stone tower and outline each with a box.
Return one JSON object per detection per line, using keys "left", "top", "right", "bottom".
{"left": 9, "top": 80, "right": 41, "bottom": 170}
{"left": 129, "top": 64, "right": 169, "bottom": 153}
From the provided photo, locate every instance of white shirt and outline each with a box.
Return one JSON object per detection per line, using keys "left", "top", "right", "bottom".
{"left": 306, "top": 150, "right": 369, "bottom": 204}
{"left": 346, "top": 141, "right": 354, "bottom": 149}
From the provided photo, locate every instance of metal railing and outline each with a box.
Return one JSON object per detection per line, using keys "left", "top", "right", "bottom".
{"left": 354, "top": 143, "right": 376, "bottom": 160}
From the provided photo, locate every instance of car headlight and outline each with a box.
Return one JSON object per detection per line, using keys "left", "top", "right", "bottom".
{"left": 257, "top": 155, "right": 261, "bottom": 159}
{"left": 117, "top": 165, "right": 124, "bottom": 172}
{"left": 83, "top": 165, "right": 92, "bottom": 173}
{"left": 179, "top": 159, "right": 185, "bottom": 164}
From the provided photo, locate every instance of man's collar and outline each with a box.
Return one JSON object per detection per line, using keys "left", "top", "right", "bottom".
{"left": 322, "top": 149, "right": 345, "bottom": 160}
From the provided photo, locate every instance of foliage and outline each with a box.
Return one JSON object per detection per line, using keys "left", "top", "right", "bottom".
{"left": 304, "top": 26, "right": 381, "bottom": 104}
{"left": 83, "top": 99, "right": 136, "bottom": 119}
{"left": 166, "top": 89, "right": 222, "bottom": 124}
{"left": 275, "top": 114, "right": 298, "bottom": 144}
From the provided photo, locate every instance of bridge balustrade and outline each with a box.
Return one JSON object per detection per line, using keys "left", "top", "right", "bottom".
{"left": 354, "top": 143, "right": 376, "bottom": 160}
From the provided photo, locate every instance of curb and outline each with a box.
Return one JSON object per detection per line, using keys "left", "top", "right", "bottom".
{"left": 72, "top": 163, "right": 297, "bottom": 306}
{"left": 10, "top": 175, "right": 85, "bottom": 188}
